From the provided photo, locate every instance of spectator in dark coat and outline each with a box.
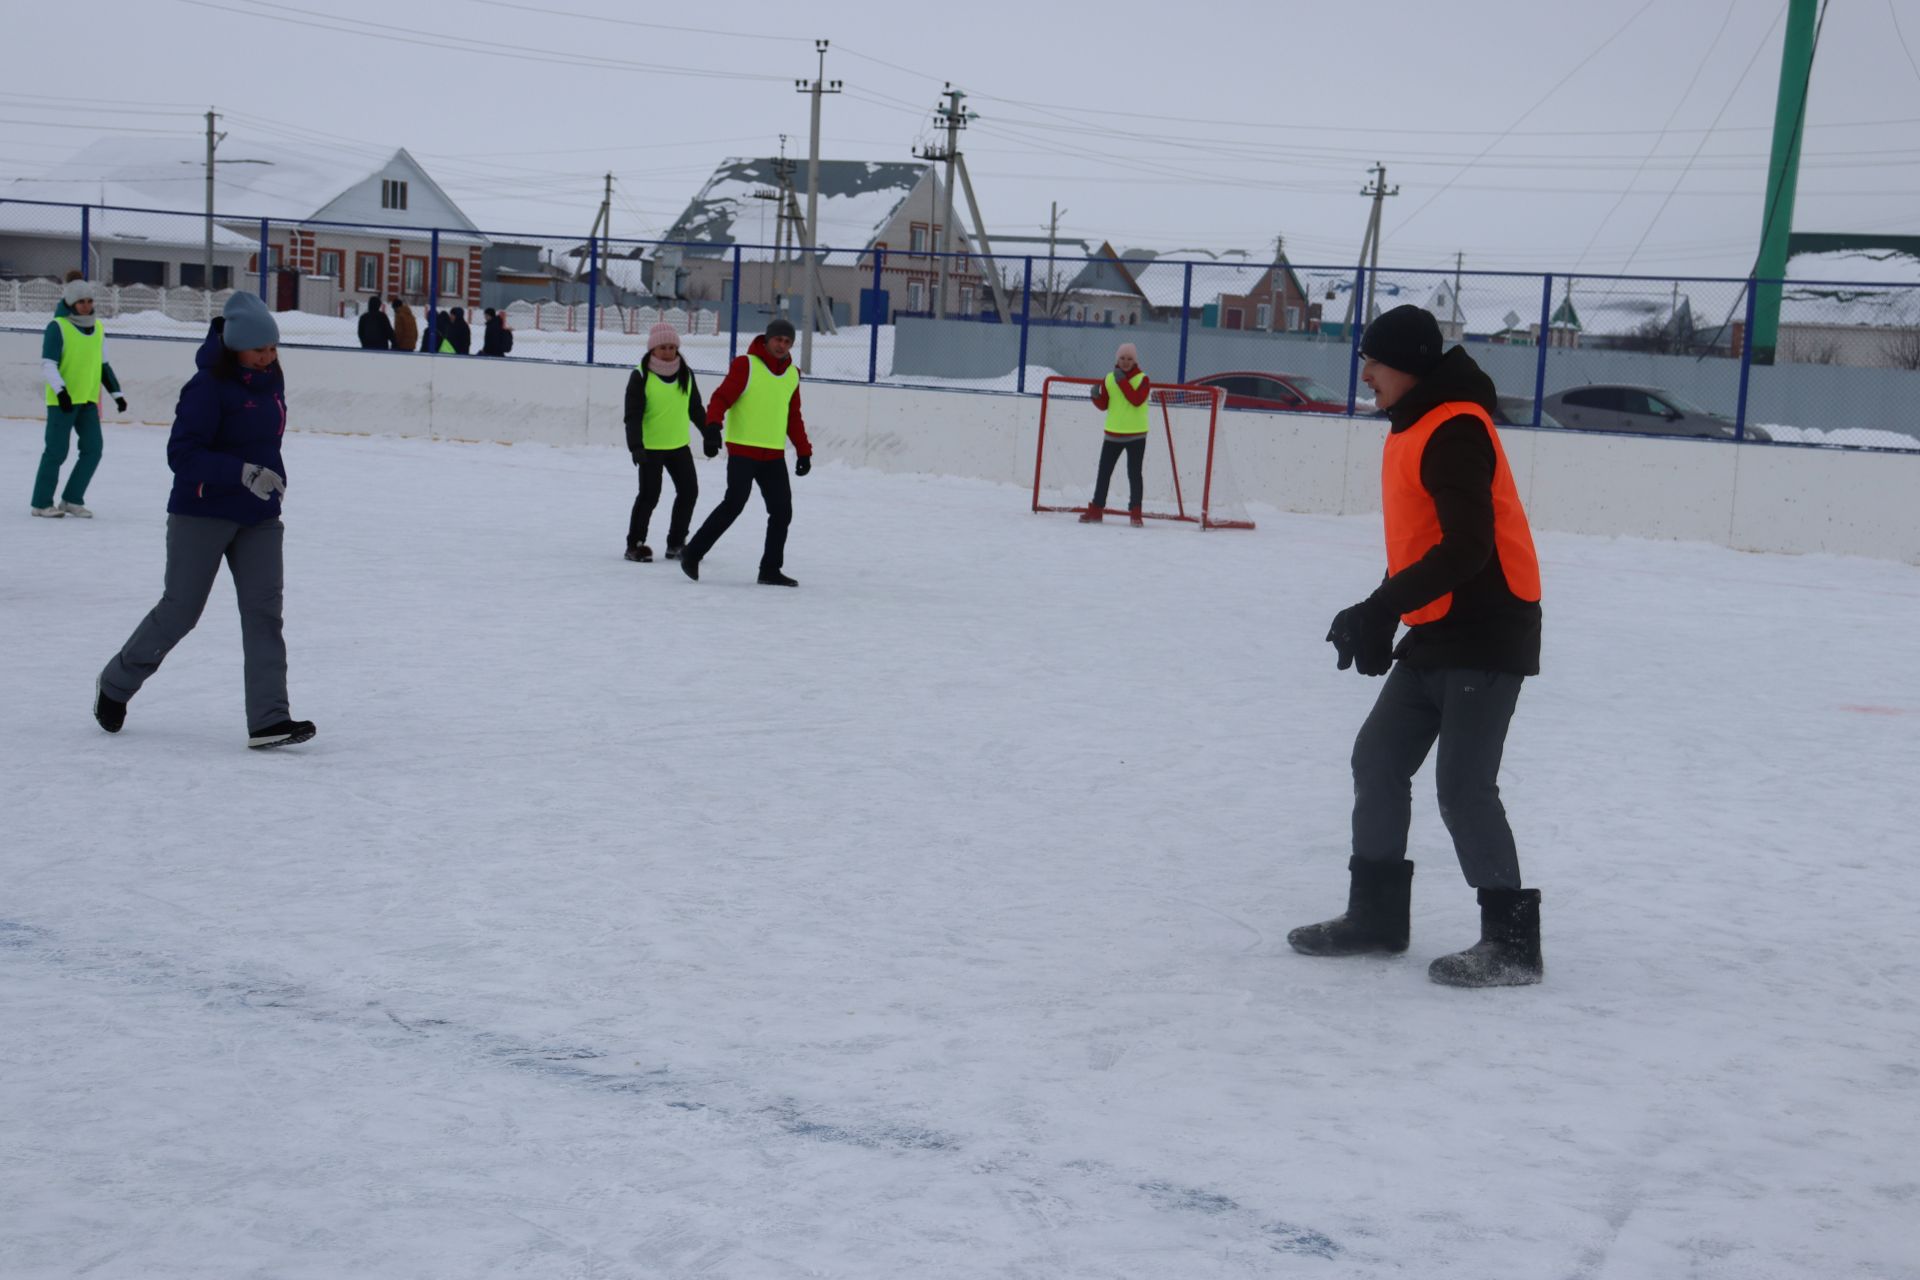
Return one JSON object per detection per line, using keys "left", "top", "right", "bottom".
{"left": 446, "top": 306, "right": 472, "bottom": 354}
{"left": 480, "top": 308, "right": 514, "bottom": 357}
{"left": 356, "top": 297, "right": 394, "bottom": 350}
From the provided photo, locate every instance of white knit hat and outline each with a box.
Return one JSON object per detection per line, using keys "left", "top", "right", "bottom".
{"left": 62, "top": 279, "right": 98, "bottom": 307}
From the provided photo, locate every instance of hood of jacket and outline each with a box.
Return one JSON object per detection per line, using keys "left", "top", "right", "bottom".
{"left": 1385, "top": 345, "right": 1499, "bottom": 433}
{"left": 746, "top": 334, "right": 791, "bottom": 375}
{"left": 195, "top": 318, "right": 224, "bottom": 371}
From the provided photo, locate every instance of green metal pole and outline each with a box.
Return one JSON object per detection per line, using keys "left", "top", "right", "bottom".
{"left": 1751, "top": 0, "right": 1818, "bottom": 365}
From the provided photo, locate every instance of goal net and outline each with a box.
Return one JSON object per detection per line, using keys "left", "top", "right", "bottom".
{"left": 1031, "top": 377, "right": 1254, "bottom": 530}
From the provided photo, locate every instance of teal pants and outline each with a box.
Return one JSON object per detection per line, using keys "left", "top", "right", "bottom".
{"left": 33, "top": 402, "right": 103, "bottom": 508}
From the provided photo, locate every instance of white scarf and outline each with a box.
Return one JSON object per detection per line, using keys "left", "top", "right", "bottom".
{"left": 646, "top": 354, "right": 683, "bottom": 379}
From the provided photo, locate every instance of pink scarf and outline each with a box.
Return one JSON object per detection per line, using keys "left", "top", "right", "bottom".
{"left": 646, "top": 354, "right": 683, "bottom": 379}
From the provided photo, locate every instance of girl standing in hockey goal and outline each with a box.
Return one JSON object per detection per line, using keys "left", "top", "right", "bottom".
{"left": 1080, "top": 342, "right": 1151, "bottom": 526}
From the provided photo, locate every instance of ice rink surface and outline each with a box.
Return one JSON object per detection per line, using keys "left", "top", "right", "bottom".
{"left": 4, "top": 420, "right": 1918, "bottom": 1279}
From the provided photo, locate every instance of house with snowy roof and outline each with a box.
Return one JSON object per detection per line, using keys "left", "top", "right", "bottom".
{"left": 0, "top": 135, "right": 486, "bottom": 315}
{"left": 659, "top": 157, "right": 993, "bottom": 323}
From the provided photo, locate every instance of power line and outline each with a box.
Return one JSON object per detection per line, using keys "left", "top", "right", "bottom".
{"left": 1572, "top": 0, "right": 1739, "bottom": 272}
{"left": 1616, "top": 1, "right": 1793, "bottom": 277}
{"left": 1390, "top": 0, "right": 1664, "bottom": 237}
{"left": 455, "top": 0, "right": 808, "bottom": 42}
{"left": 1888, "top": 0, "right": 1920, "bottom": 92}
{"left": 171, "top": 0, "right": 792, "bottom": 82}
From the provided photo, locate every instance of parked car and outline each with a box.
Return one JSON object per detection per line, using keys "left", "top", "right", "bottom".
{"left": 1190, "top": 371, "right": 1353, "bottom": 414}
{"left": 1494, "top": 394, "right": 1566, "bottom": 430}
{"left": 1541, "top": 384, "right": 1771, "bottom": 442}
{"left": 1371, "top": 395, "right": 1567, "bottom": 430}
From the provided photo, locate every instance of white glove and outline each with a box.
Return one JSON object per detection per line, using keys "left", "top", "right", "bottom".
{"left": 241, "top": 464, "right": 287, "bottom": 501}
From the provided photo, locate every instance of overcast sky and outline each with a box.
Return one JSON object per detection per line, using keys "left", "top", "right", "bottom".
{"left": 8, "top": 0, "right": 1920, "bottom": 278}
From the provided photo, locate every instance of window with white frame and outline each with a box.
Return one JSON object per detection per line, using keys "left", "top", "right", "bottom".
{"left": 318, "top": 249, "right": 343, "bottom": 283}
{"left": 439, "top": 258, "right": 461, "bottom": 296}
{"left": 356, "top": 252, "right": 382, "bottom": 291}
{"left": 403, "top": 256, "right": 426, "bottom": 295}
{"left": 908, "top": 279, "right": 925, "bottom": 311}
{"left": 381, "top": 179, "right": 409, "bottom": 210}
{"left": 1256, "top": 302, "right": 1272, "bottom": 330}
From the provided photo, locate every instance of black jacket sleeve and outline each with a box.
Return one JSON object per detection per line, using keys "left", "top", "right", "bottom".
{"left": 1373, "top": 416, "right": 1498, "bottom": 616}
{"left": 623, "top": 370, "right": 647, "bottom": 457}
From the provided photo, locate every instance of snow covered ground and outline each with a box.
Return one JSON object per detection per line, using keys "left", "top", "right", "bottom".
{"left": 4, "top": 421, "right": 1919, "bottom": 1280}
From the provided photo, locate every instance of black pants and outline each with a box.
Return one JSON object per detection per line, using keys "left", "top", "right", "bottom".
{"left": 1351, "top": 664, "right": 1525, "bottom": 890}
{"left": 628, "top": 445, "right": 698, "bottom": 549}
{"left": 684, "top": 454, "right": 792, "bottom": 572}
{"left": 1090, "top": 436, "right": 1146, "bottom": 511}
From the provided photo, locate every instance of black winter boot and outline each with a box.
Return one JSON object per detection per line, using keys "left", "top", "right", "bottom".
{"left": 1287, "top": 857, "right": 1413, "bottom": 956}
{"left": 1429, "top": 888, "right": 1542, "bottom": 987}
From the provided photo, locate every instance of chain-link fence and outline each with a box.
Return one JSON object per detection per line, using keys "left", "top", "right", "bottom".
{"left": 6, "top": 195, "right": 1919, "bottom": 450}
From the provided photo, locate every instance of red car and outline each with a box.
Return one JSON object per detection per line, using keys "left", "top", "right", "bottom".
{"left": 1189, "top": 371, "right": 1354, "bottom": 414}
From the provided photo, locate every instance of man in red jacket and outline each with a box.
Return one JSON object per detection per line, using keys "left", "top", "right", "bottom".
{"left": 680, "top": 317, "right": 814, "bottom": 586}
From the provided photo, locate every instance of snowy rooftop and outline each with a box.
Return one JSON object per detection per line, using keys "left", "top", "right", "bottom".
{"left": 664, "top": 157, "right": 938, "bottom": 260}
{"left": 3, "top": 134, "right": 483, "bottom": 241}
{"left": 0, "top": 197, "right": 255, "bottom": 250}
{"left": 1782, "top": 248, "right": 1920, "bottom": 327}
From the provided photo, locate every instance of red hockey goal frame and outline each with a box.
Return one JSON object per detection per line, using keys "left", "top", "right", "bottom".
{"left": 1031, "top": 376, "right": 1254, "bottom": 530}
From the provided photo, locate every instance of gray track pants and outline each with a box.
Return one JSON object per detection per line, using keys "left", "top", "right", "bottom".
{"left": 101, "top": 514, "right": 289, "bottom": 732}
{"left": 1351, "top": 663, "right": 1525, "bottom": 890}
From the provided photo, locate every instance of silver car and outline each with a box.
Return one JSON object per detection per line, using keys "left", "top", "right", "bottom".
{"left": 1541, "top": 384, "right": 1771, "bottom": 442}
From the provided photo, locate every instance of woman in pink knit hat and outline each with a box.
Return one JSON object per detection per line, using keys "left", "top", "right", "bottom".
{"left": 621, "top": 322, "right": 710, "bottom": 561}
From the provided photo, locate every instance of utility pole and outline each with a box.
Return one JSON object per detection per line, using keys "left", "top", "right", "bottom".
{"left": 1045, "top": 201, "right": 1066, "bottom": 320}
{"left": 585, "top": 172, "right": 613, "bottom": 296}
{"left": 1452, "top": 251, "right": 1464, "bottom": 334}
{"left": 794, "top": 39, "right": 842, "bottom": 372}
{"left": 915, "top": 86, "right": 972, "bottom": 320}
{"left": 204, "top": 108, "right": 225, "bottom": 302}
{"left": 953, "top": 152, "right": 1011, "bottom": 320}
{"left": 1751, "top": 0, "right": 1818, "bottom": 365}
{"left": 1359, "top": 162, "right": 1398, "bottom": 325}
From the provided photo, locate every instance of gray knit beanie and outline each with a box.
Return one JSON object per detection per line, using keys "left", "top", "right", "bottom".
{"left": 62, "top": 279, "right": 98, "bottom": 307}
{"left": 223, "top": 291, "right": 281, "bottom": 350}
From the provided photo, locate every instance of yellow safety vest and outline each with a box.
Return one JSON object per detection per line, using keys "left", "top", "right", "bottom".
{"left": 438, "top": 337, "right": 455, "bottom": 354}
{"left": 638, "top": 367, "right": 694, "bottom": 451}
{"left": 47, "top": 316, "right": 105, "bottom": 407}
{"left": 724, "top": 354, "right": 799, "bottom": 451}
{"left": 1103, "top": 370, "right": 1149, "bottom": 436}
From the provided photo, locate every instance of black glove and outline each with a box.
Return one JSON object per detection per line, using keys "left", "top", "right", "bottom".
{"left": 1326, "top": 595, "right": 1399, "bottom": 677}
{"left": 631, "top": 452, "right": 644, "bottom": 467}
{"left": 114, "top": 396, "right": 128, "bottom": 413}
{"left": 701, "top": 426, "right": 722, "bottom": 458}
{"left": 795, "top": 454, "right": 811, "bottom": 477}
{"left": 56, "top": 389, "right": 73, "bottom": 412}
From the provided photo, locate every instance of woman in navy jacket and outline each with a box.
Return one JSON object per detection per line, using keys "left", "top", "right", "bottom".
{"left": 95, "top": 292, "right": 316, "bottom": 749}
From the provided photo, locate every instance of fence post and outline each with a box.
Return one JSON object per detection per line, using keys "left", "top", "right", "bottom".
{"left": 1176, "top": 261, "right": 1194, "bottom": 385}
{"left": 257, "top": 219, "right": 269, "bottom": 301}
{"left": 1532, "top": 273, "right": 1554, "bottom": 425}
{"left": 868, "top": 247, "right": 884, "bottom": 384}
{"left": 586, "top": 232, "right": 599, "bottom": 365}
{"left": 80, "top": 206, "right": 91, "bottom": 279}
{"left": 728, "top": 245, "right": 742, "bottom": 364}
{"left": 1735, "top": 279, "right": 1759, "bottom": 442}
{"left": 426, "top": 227, "right": 440, "bottom": 353}
{"left": 1017, "top": 256, "right": 1033, "bottom": 395}
{"left": 1344, "top": 266, "right": 1366, "bottom": 414}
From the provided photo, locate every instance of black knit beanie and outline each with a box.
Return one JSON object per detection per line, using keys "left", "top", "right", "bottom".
{"left": 765, "top": 316, "right": 797, "bottom": 340}
{"left": 1360, "top": 304, "right": 1444, "bottom": 376}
